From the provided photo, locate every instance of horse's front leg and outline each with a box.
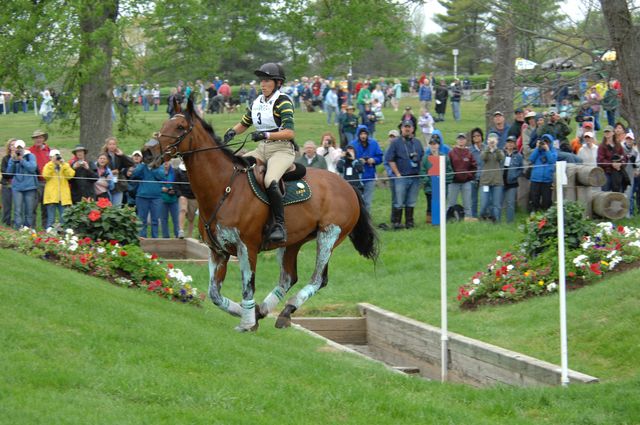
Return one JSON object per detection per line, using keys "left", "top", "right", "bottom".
{"left": 258, "top": 243, "right": 302, "bottom": 320}
{"left": 235, "top": 238, "right": 259, "bottom": 333}
{"left": 207, "top": 251, "right": 243, "bottom": 317}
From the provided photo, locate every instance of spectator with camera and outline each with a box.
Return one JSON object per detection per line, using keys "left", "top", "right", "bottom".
{"left": 1, "top": 138, "right": 18, "bottom": 226}
{"left": 42, "top": 149, "right": 75, "bottom": 229}
{"left": 350, "top": 125, "right": 383, "bottom": 212}
{"left": 528, "top": 134, "right": 557, "bottom": 212}
{"left": 447, "top": 133, "right": 477, "bottom": 219}
{"left": 69, "top": 144, "right": 98, "bottom": 203}
{"left": 160, "top": 160, "right": 180, "bottom": 238}
{"left": 336, "top": 145, "right": 364, "bottom": 194}
{"left": 94, "top": 153, "right": 116, "bottom": 201}
{"left": 479, "top": 133, "right": 505, "bottom": 222}
{"left": 101, "top": 136, "right": 133, "bottom": 206}
{"left": 385, "top": 120, "right": 424, "bottom": 229}
{"left": 132, "top": 156, "right": 166, "bottom": 238}
{"left": 29, "top": 129, "right": 51, "bottom": 228}
{"left": 7, "top": 140, "right": 39, "bottom": 229}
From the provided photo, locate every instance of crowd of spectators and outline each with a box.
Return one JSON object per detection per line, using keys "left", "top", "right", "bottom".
{"left": 1, "top": 130, "right": 198, "bottom": 239}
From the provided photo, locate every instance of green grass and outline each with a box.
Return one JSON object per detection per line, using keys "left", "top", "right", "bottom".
{"left": 2, "top": 249, "right": 640, "bottom": 425}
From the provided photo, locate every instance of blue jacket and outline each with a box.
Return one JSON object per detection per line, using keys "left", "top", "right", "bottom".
{"left": 350, "top": 125, "right": 383, "bottom": 180}
{"left": 503, "top": 151, "right": 524, "bottom": 185}
{"left": 418, "top": 84, "right": 432, "bottom": 102}
{"left": 384, "top": 136, "right": 424, "bottom": 176}
{"left": 131, "top": 163, "right": 165, "bottom": 198}
{"left": 7, "top": 152, "right": 38, "bottom": 192}
{"left": 529, "top": 145, "right": 557, "bottom": 183}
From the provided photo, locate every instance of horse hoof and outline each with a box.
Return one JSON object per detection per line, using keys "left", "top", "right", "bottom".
{"left": 255, "top": 304, "right": 266, "bottom": 321}
{"left": 235, "top": 322, "right": 259, "bottom": 333}
{"left": 274, "top": 316, "right": 291, "bottom": 329}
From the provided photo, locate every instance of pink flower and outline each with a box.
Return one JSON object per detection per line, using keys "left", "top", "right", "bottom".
{"left": 88, "top": 210, "right": 101, "bottom": 222}
{"left": 96, "top": 198, "right": 112, "bottom": 208}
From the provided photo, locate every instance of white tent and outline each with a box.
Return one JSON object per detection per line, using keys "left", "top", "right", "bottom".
{"left": 515, "top": 58, "right": 538, "bottom": 70}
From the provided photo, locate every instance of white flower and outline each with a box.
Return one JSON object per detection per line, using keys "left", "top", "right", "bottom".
{"left": 145, "top": 253, "right": 152, "bottom": 259}
{"left": 498, "top": 291, "right": 505, "bottom": 298}
{"left": 573, "top": 254, "right": 589, "bottom": 267}
{"left": 609, "top": 256, "right": 622, "bottom": 270}
{"left": 96, "top": 247, "right": 106, "bottom": 254}
{"left": 65, "top": 228, "right": 75, "bottom": 235}
{"left": 507, "top": 264, "right": 514, "bottom": 271}
{"left": 46, "top": 227, "right": 54, "bottom": 234}
{"left": 547, "top": 282, "right": 558, "bottom": 292}
{"left": 496, "top": 256, "right": 502, "bottom": 262}
{"left": 68, "top": 243, "right": 78, "bottom": 252}
{"left": 629, "top": 240, "right": 640, "bottom": 248}
{"left": 469, "top": 289, "right": 476, "bottom": 296}
{"left": 606, "top": 250, "right": 618, "bottom": 259}
{"left": 111, "top": 249, "right": 118, "bottom": 256}
{"left": 472, "top": 278, "right": 481, "bottom": 285}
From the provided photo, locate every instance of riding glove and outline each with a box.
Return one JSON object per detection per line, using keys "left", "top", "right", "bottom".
{"left": 223, "top": 128, "right": 236, "bottom": 144}
{"left": 251, "top": 131, "right": 267, "bottom": 142}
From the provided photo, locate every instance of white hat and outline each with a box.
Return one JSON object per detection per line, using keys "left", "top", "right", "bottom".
{"left": 49, "top": 149, "right": 61, "bottom": 157}
{"left": 583, "top": 131, "right": 594, "bottom": 138}
{"left": 625, "top": 132, "right": 635, "bottom": 140}
{"left": 14, "top": 139, "right": 26, "bottom": 149}
{"left": 131, "top": 150, "right": 142, "bottom": 157}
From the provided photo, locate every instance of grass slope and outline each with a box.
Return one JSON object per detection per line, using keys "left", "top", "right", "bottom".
{"left": 2, "top": 249, "right": 640, "bottom": 425}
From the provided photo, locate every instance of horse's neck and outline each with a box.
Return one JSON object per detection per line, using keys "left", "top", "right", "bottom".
{"left": 185, "top": 150, "right": 235, "bottom": 203}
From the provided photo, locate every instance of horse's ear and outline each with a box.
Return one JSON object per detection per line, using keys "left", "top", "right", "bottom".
{"left": 173, "top": 96, "right": 182, "bottom": 114}
{"left": 186, "top": 94, "right": 194, "bottom": 115}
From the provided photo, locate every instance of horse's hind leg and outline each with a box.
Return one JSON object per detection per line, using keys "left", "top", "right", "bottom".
{"left": 207, "top": 251, "right": 242, "bottom": 317}
{"left": 258, "top": 244, "right": 301, "bottom": 320}
{"left": 275, "top": 225, "right": 341, "bottom": 329}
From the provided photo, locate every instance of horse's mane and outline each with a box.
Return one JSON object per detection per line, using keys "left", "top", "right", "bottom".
{"left": 188, "top": 110, "right": 248, "bottom": 166}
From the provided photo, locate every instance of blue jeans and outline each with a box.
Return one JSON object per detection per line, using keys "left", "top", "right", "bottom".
{"left": 393, "top": 176, "right": 420, "bottom": 208}
{"left": 447, "top": 181, "right": 472, "bottom": 217}
{"left": 12, "top": 189, "right": 37, "bottom": 229}
{"left": 606, "top": 110, "right": 616, "bottom": 127}
{"left": 136, "top": 197, "right": 163, "bottom": 238}
{"left": 325, "top": 105, "right": 339, "bottom": 124}
{"left": 362, "top": 180, "right": 376, "bottom": 212}
{"left": 389, "top": 177, "right": 396, "bottom": 221}
{"left": 451, "top": 100, "right": 461, "bottom": 121}
{"left": 470, "top": 181, "right": 479, "bottom": 218}
{"left": 503, "top": 186, "right": 518, "bottom": 223}
{"left": 2, "top": 185, "right": 12, "bottom": 226}
{"left": 479, "top": 185, "right": 504, "bottom": 222}
{"left": 45, "top": 203, "right": 66, "bottom": 228}
{"left": 161, "top": 201, "right": 180, "bottom": 238}
{"left": 111, "top": 191, "right": 124, "bottom": 207}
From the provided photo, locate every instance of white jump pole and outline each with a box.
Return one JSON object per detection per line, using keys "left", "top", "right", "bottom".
{"left": 439, "top": 155, "right": 448, "bottom": 382}
{"left": 555, "top": 161, "right": 569, "bottom": 386}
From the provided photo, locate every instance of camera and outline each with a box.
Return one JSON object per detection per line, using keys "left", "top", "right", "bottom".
{"left": 55, "top": 154, "right": 62, "bottom": 161}
{"left": 409, "top": 152, "right": 417, "bottom": 159}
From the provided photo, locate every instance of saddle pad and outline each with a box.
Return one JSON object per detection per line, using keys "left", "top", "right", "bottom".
{"left": 247, "top": 172, "right": 312, "bottom": 206}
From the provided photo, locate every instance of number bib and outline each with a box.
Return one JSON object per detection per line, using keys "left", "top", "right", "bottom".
{"left": 251, "top": 90, "right": 280, "bottom": 132}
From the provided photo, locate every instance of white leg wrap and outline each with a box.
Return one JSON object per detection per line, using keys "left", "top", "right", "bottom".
{"left": 236, "top": 299, "right": 256, "bottom": 331}
{"left": 261, "top": 287, "right": 285, "bottom": 315}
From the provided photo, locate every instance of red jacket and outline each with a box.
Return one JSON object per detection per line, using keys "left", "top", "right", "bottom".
{"left": 28, "top": 143, "right": 51, "bottom": 181}
{"left": 597, "top": 142, "right": 625, "bottom": 174}
{"left": 448, "top": 147, "right": 477, "bottom": 183}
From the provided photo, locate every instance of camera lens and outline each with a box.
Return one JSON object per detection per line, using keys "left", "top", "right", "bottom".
{"left": 56, "top": 155, "right": 62, "bottom": 160}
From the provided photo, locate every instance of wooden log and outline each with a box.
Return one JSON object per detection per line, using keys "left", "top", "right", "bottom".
{"left": 564, "top": 164, "right": 578, "bottom": 201}
{"left": 291, "top": 317, "right": 367, "bottom": 345}
{"left": 576, "top": 187, "right": 598, "bottom": 218}
{"left": 592, "top": 191, "right": 630, "bottom": 219}
{"left": 575, "top": 165, "right": 606, "bottom": 187}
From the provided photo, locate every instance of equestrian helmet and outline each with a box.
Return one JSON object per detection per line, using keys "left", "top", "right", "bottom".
{"left": 254, "top": 63, "right": 286, "bottom": 81}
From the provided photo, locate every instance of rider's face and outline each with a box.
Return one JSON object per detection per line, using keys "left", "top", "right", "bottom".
{"left": 260, "top": 79, "right": 276, "bottom": 97}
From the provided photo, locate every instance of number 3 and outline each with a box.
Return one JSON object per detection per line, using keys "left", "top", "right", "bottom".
{"left": 256, "top": 112, "right": 262, "bottom": 125}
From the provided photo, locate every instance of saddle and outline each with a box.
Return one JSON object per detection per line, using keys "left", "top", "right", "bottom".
{"left": 245, "top": 158, "right": 312, "bottom": 206}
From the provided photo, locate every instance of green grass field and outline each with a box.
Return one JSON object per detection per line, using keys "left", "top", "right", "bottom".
{"left": 3, "top": 98, "right": 640, "bottom": 423}
{"left": 1, "top": 248, "right": 640, "bottom": 425}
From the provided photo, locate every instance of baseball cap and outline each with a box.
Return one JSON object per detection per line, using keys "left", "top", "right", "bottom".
{"left": 401, "top": 120, "right": 414, "bottom": 127}
{"left": 525, "top": 111, "right": 537, "bottom": 119}
{"left": 625, "top": 133, "right": 635, "bottom": 140}
{"left": 603, "top": 125, "right": 614, "bottom": 132}
{"left": 514, "top": 107, "right": 524, "bottom": 114}
{"left": 506, "top": 135, "right": 517, "bottom": 142}
{"left": 49, "top": 149, "right": 61, "bottom": 157}
{"left": 388, "top": 129, "right": 399, "bottom": 138}
{"left": 582, "top": 121, "right": 594, "bottom": 128}
{"left": 493, "top": 111, "right": 503, "bottom": 116}
{"left": 15, "top": 139, "right": 26, "bottom": 149}
{"left": 132, "top": 150, "right": 143, "bottom": 157}
{"left": 548, "top": 107, "right": 558, "bottom": 115}
{"left": 456, "top": 133, "right": 467, "bottom": 139}
{"left": 583, "top": 131, "right": 594, "bottom": 138}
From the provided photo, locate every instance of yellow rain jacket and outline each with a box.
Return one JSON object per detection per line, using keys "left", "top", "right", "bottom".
{"left": 42, "top": 161, "right": 76, "bottom": 205}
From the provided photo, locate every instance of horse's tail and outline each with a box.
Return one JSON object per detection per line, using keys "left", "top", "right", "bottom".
{"left": 349, "top": 188, "right": 379, "bottom": 263}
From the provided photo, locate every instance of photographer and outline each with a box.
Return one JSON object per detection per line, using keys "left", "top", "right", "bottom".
{"left": 336, "top": 145, "right": 364, "bottom": 194}
{"left": 69, "top": 144, "right": 98, "bottom": 203}
{"left": 528, "top": 134, "right": 557, "bottom": 212}
{"left": 385, "top": 120, "right": 424, "bottom": 229}
{"left": 160, "top": 160, "right": 180, "bottom": 238}
{"left": 42, "top": 149, "right": 75, "bottom": 229}
{"left": 6, "top": 140, "right": 39, "bottom": 229}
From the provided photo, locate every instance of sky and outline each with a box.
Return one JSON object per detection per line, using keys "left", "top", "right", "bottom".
{"left": 420, "top": 0, "right": 588, "bottom": 34}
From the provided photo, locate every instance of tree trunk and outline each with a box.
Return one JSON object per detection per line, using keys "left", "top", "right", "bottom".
{"left": 78, "top": 1, "right": 118, "bottom": 160}
{"left": 600, "top": 0, "right": 640, "bottom": 134}
{"left": 485, "top": 23, "right": 516, "bottom": 131}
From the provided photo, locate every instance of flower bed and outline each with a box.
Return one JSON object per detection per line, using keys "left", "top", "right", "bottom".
{"left": 458, "top": 204, "right": 640, "bottom": 309}
{"left": 0, "top": 226, "right": 204, "bottom": 306}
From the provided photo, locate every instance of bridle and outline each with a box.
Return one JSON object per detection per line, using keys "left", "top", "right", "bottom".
{"left": 153, "top": 113, "right": 248, "bottom": 161}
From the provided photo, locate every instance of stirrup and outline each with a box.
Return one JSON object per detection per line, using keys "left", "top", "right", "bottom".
{"left": 268, "top": 224, "right": 287, "bottom": 242}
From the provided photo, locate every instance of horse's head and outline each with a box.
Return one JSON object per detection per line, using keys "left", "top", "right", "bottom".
{"left": 142, "top": 97, "right": 195, "bottom": 168}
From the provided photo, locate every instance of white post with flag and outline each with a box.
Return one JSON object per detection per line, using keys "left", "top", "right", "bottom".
{"left": 439, "top": 155, "right": 448, "bottom": 382}
{"left": 556, "top": 161, "right": 569, "bottom": 386}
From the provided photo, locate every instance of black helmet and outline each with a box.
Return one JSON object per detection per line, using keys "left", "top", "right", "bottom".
{"left": 254, "top": 63, "right": 286, "bottom": 81}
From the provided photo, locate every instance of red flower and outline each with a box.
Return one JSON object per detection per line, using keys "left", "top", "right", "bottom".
{"left": 109, "top": 240, "right": 118, "bottom": 246}
{"left": 617, "top": 225, "right": 625, "bottom": 233}
{"left": 96, "top": 197, "right": 112, "bottom": 208}
{"left": 34, "top": 237, "right": 42, "bottom": 244}
{"left": 568, "top": 271, "right": 575, "bottom": 278}
{"left": 88, "top": 210, "right": 101, "bottom": 222}
{"left": 538, "top": 218, "right": 547, "bottom": 230}
{"left": 590, "top": 263, "right": 602, "bottom": 276}
{"left": 84, "top": 237, "right": 92, "bottom": 244}
{"left": 167, "top": 263, "right": 174, "bottom": 269}
{"left": 119, "top": 250, "right": 128, "bottom": 257}
{"left": 151, "top": 253, "right": 158, "bottom": 260}
{"left": 79, "top": 255, "right": 88, "bottom": 265}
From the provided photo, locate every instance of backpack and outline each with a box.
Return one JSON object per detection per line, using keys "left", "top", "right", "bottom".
{"left": 446, "top": 204, "right": 465, "bottom": 222}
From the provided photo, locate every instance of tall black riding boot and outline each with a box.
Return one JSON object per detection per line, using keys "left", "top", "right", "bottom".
{"left": 405, "top": 207, "right": 415, "bottom": 229}
{"left": 266, "top": 181, "right": 287, "bottom": 243}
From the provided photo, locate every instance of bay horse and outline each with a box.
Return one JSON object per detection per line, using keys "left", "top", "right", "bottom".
{"left": 142, "top": 99, "right": 379, "bottom": 332}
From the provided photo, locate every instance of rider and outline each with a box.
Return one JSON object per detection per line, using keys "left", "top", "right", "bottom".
{"left": 223, "top": 62, "right": 296, "bottom": 243}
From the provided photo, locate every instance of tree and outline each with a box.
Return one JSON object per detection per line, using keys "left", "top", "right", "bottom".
{"left": 600, "top": 0, "right": 640, "bottom": 133}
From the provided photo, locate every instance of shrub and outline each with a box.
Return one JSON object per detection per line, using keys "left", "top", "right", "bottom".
{"left": 63, "top": 198, "right": 140, "bottom": 245}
